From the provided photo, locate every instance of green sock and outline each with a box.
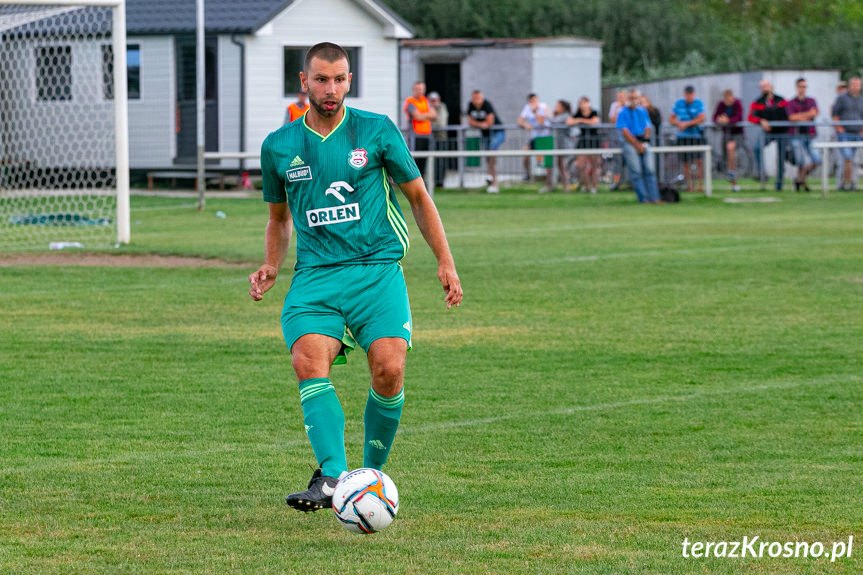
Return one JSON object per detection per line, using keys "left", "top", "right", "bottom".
{"left": 298, "top": 378, "right": 347, "bottom": 478}
{"left": 363, "top": 387, "right": 404, "bottom": 470}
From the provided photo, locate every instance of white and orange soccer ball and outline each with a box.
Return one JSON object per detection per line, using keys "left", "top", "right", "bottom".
{"left": 331, "top": 468, "right": 399, "bottom": 534}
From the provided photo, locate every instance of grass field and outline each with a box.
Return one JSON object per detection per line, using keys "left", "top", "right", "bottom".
{"left": 2, "top": 188, "right": 862, "bottom": 574}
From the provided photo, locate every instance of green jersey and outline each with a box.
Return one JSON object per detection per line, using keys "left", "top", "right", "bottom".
{"left": 261, "top": 107, "right": 421, "bottom": 269}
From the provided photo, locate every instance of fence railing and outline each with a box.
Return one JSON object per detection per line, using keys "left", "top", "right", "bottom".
{"left": 813, "top": 139, "right": 863, "bottom": 197}
{"left": 406, "top": 120, "right": 863, "bottom": 191}
{"left": 198, "top": 120, "right": 863, "bottom": 198}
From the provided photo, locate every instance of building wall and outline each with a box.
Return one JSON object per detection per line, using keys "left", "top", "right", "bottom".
{"left": 400, "top": 45, "right": 534, "bottom": 127}
{"left": 531, "top": 44, "right": 601, "bottom": 117}
{"left": 398, "top": 47, "right": 420, "bottom": 125}
{"left": 0, "top": 38, "right": 115, "bottom": 168}
{"left": 401, "top": 42, "right": 601, "bottom": 129}
{"left": 460, "top": 47, "right": 533, "bottom": 127}
{"left": 243, "top": 0, "right": 402, "bottom": 167}
{"left": 128, "top": 36, "right": 175, "bottom": 168}
{"left": 218, "top": 36, "right": 242, "bottom": 170}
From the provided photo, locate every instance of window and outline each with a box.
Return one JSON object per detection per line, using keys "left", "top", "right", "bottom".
{"left": 36, "top": 45, "right": 72, "bottom": 101}
{"left": 283, "top": 46, "right": 360, "bottom": 98}
{"left": 176, "top": 43, "right": 216, "bottom": 101}
{"left": 102, "top": 44, "right": 141, "bottom": 100}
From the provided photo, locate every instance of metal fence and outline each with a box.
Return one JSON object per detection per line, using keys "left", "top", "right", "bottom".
{"left": 196, "top": 120, "right": 863, "bottom": 201}
{"left": 406, "top": 121, "right": 863, "bottom": 193}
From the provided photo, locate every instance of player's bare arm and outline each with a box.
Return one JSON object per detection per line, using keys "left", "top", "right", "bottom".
{"left": 249, "top": 201, "right": 293, "bottom": 301}
{"left": 398, "top": 176, "right": 463, "bottom": 309}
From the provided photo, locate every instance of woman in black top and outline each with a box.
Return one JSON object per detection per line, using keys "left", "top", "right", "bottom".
{"left": 641, "top": 94, "right": 662, "bottom": 145}
{"left": 566, "top": 97, "right": 601, "bottom": 193}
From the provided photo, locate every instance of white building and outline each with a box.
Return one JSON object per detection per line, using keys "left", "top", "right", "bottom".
{"left": 122, "top": 0, "right": 413, "bottom": 170}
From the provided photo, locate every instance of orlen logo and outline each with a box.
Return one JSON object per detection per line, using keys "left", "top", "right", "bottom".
{"left": 306, "top": 181, "right": 360, "bottom": 227}
{"left": 307, "top": 203, "right": 360, "bottom": 227}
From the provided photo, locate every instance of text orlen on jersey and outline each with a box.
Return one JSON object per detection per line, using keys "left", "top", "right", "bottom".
{"left": 307, "top": 181, "right": 359, "bottom": 227}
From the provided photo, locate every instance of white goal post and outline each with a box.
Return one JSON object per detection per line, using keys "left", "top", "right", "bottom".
{"left": 0, "top": 0, "right": 129, "bottom": 250}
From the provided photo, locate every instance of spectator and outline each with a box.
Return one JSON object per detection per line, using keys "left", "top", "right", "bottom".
{"left": 403, "top": 81, "right": 437, "bottom": 178}
{"left": 641, "top": 94, "right": 662, "bottom": 146}
{"left": 831, "top": 77, "right": 863, "bottom": 191}
{"left": 607, "top": 89, "right": 628, "bottom": 190}
{"left": 670, "top": 85, "right": 706, "bottom": 194}
{"left": 835, "top": 80, "right": 848, "bottom": 99}
{"left": 831, "top": 80, "right": 849, "bottom": 189}
{"left": 712, "top": 89, "right": 744, "bottom": 191}
{"left": 567, "top": 96, "right": 601, "bottom": 194}
{"left": 428, "top": 91, "right": 448, "bottom": 138}
{"left": 749, "top": 80, "right": 789, "bottom": 191}
{"left": 466, "top": 90, "right": 505, "bottom": 194}
{"left": 552, "top": 100, "right": 574, "bottom": 192}
{"left": 787, "top": 77, "right": 821, "bottom": 192}
{"left": 428, "top": 91, "right": 448, "bottom": 188}
{"left": 283, "top": 90, "right": 309, "bottom": 125}
{"left": 616, "top": 89, "right": 661, "bottom": 204}
{"left": 608, "top": 89, "right": 627, "bottom": 124}
{"left": 517, "top": 93, "right": 553, "bottom": 193}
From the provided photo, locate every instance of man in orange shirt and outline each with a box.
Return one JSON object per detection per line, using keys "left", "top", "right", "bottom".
{"left": 403, "top": 81, "right": 437, "bottom": 177}
{"left": 284, "top": 90, "right": 309, "bottom": 125}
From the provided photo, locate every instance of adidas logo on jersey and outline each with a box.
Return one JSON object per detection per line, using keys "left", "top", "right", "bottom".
{"left": 290, "top": 155, "right": 304, "bottom": 167}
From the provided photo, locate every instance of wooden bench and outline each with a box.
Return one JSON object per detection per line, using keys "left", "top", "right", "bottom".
{"left": 147, "top": 170, "right": 225, "bottom": 191}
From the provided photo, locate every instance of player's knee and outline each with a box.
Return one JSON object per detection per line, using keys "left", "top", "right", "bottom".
{"left": 291, "top": 349, "right": 327, "bottom": 381}
{"left": 370, "top": 356, "right": 405, "bottom": 395}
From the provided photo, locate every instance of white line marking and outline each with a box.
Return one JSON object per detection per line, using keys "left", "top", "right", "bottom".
{"left": 0, "top": 276, "right": 247, "bottom": 300}
{"left": 130, "top": 202, "right": 198, "bottom": 212}
{"left": 447, "top": 211, "right": 863, "bottom": 238}
{"left": 403, "top": 375, "right": 861, "bottom": 433}
{"left": 467, "top": 237, "right": 863, "bottom": 268}
{"left": 2, "top": 375, "right": 858, "bottom": 474}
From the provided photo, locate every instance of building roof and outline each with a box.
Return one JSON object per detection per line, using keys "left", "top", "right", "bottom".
{"left": 1, "top": 0, "right": 413, "bottom": 42}
{"left": 401, "top": 36, "right": 603, "bottom": 49}
{"left": 126, "top": 0, "right": 413, "bottom": 36}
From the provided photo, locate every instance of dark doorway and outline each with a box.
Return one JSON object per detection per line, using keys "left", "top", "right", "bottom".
{"left": 424, "top": 62, "right": 461, "bottom": 125}
{"left": 175, "top": 36, "right": 219, "bottom": 165}
{"left": 424, "top": 62, "right": 461, "bottom": 184}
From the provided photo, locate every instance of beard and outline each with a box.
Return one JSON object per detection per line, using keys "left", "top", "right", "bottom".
{"left": 308, "top": 91, "right": 345, "bottom": 118}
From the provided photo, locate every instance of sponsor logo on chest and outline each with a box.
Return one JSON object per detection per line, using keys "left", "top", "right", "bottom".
{"left": 286, "top": 165, "right": 312, "bottom": 182}
{"left": 307, "top": 180, "right": 360, "bottom": 227}
{"left": 307, "top": 203, "right": 360, "bottom": 227}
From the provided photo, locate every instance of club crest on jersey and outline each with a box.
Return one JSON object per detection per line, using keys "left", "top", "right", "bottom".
{"left": 348, "top": 148, "right": 368, "bottom": 169}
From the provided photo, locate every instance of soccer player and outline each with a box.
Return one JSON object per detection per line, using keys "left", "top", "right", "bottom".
{"left": 249, "top": 42, "right": 462, "bottom": 513}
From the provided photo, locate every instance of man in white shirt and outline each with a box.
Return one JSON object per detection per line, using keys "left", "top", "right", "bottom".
{"left": 517, "top": 93, "right": 553, "bottom": 192}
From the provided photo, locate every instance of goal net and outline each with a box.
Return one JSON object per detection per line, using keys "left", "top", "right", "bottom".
{"left": 0, "top": 0, "right": 129, "bottom": 251}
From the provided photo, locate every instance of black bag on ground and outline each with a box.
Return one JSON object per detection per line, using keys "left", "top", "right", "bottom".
{"left": 659, "top": 185, "right": 680, "bottom": 203}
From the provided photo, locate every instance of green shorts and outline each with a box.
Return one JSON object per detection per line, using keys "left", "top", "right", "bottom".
{"left": 281, "top": 262, "right": 412, "bottom": 364}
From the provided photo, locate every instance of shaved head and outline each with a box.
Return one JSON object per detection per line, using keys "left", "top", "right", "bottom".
{"left": 304, "top": 42, "right": 350, "bottom": 73}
